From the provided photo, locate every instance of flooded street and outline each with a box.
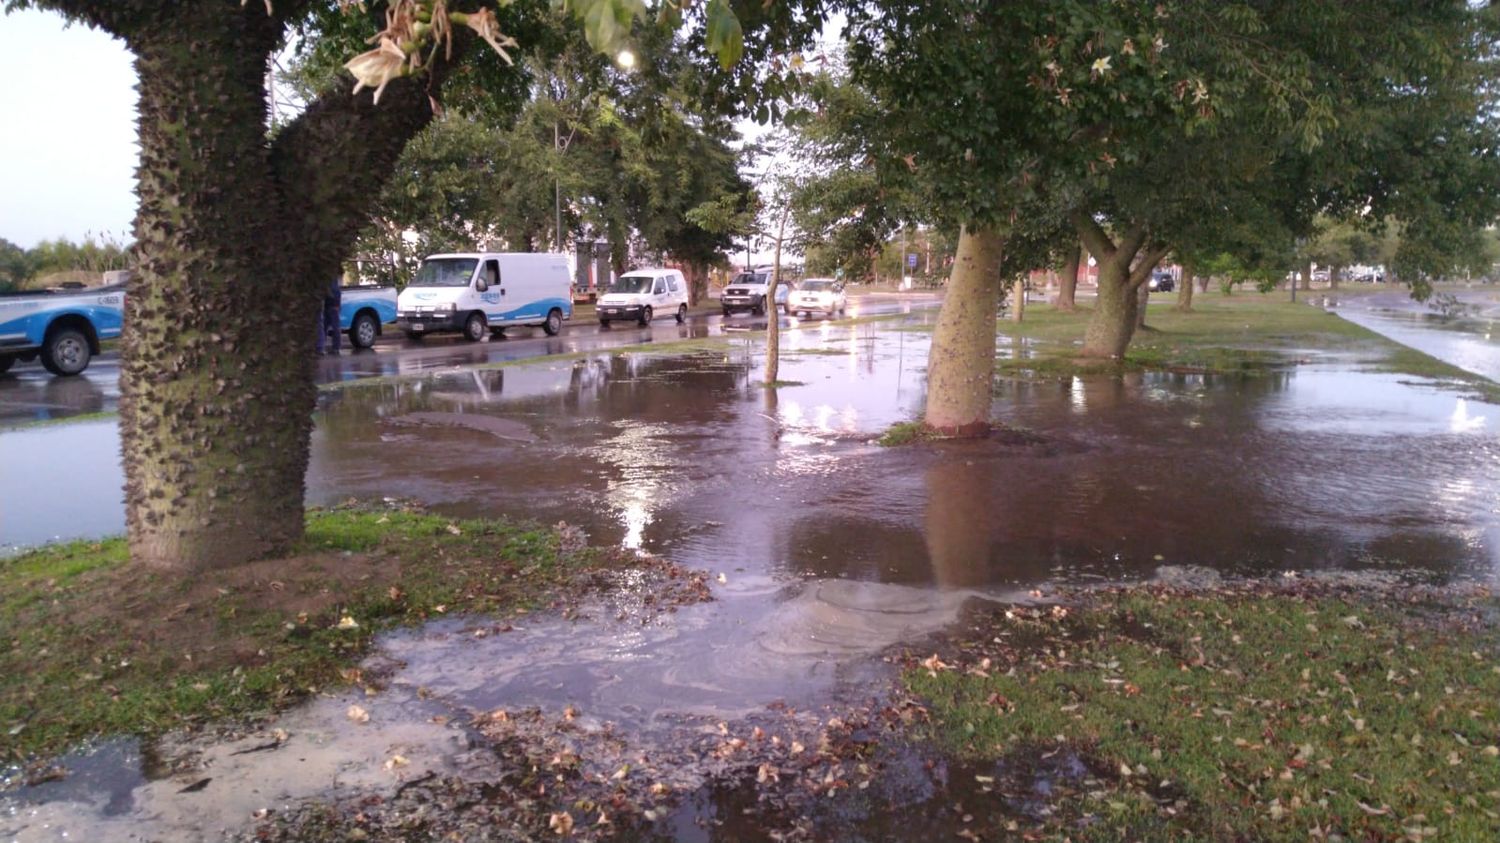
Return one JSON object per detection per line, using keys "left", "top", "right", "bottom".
{"left": 4, "top": 298, "right": 1500, "bottom": 840}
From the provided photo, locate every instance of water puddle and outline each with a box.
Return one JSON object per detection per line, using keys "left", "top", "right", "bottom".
{"left": 4, "top": 306, "right": 1500, "bottom": 839}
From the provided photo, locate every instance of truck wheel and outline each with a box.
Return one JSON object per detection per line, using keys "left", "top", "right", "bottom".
{"left": 0, "top": 354, "right": 13, "bottom": 374}
{"left": 752, "top": 297, "right": 765, "bottom": 316}
{"left": 543, "top": 308, "right": 563, "bottom": 336}
{"left": 639, "top": 306, "right": 653, "bottom": 326}
{"left": 599, "top": 319, "right": 611, "bottom": 328}
{"left": 463, "top": 312, "right": 487, "bottom": 342}
{"left": 722, "top": 307, "right": 733, "bottom": 318}
{"left": 350, "top": 311, "right": 379, "bottom": 349}
{"left": 41, "top": 328, "right": 91, "bottom": 376}
{"left": 404, "top": 331, "right": 426, "bottom": 342}
{"left": 675, "top": 304, "right": 687, "bottom": 324}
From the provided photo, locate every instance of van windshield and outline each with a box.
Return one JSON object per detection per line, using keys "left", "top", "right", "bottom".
{"left": 610, "top": 276, "right": 653, "bottom": 294}
{"left": 409, "top": 258, "right": 478, "bottom": 287}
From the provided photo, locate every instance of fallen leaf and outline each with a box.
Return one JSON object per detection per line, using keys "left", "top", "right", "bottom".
{"left": 346, "top": 705, "right": 370, "bottom": 724}
{"left": 335, "top": 615, "right": 360, "bottom": 630}
{"left": 548, "top": 811, "right": 574, "bottom": 836}
{"left": 384, "top": 754, "right": 409, "bottom": 770}
{"left": 446, "top": 524, "right": 463, "bottom": 536}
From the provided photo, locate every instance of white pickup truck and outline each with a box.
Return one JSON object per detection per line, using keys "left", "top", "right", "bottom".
{"left": 0, "top": 284, "right": 125, "bottom": 376}
{"left": 720, "top": 267, "right": 796, "bottom": 316}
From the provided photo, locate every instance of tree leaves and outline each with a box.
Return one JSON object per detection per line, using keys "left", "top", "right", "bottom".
{"left": 704, "top": 0, "right": 744, "bottom": 70}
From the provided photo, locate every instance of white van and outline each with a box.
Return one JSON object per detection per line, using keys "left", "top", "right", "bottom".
{"left": 397, "top": 252, "right": 573, "bottom": 341}
{"left": 596, "top": 268, "right": 690, "bottom": 326}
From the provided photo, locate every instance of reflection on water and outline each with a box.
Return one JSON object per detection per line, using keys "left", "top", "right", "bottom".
{"left": 0, "top": 420, "right": 123, "bottom": 554}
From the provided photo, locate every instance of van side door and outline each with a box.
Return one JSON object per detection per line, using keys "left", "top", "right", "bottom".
{"left": 478, "top": 258, "right": 503, "bottom": 320}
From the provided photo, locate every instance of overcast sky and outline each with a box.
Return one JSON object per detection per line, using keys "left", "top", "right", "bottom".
{"left": 1, "top": 9, "right": 139, "bottom": 248}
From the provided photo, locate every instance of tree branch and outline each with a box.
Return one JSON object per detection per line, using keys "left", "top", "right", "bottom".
{"left": 1070, "top": 211, "right": 1115, "bottom": 263}
{"left": 1129, "top": 244, "right": 1173, "bottom": 289}
{"left": 270, "top": 71, "right": 447, "bottom": 288}
{"left": 1116, "top": 224, "right": 1149, "bottom": 264}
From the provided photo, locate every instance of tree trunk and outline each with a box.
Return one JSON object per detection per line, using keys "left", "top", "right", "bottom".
{"left": 764, "top": 209, "right": 789, "bottom": 386}
{"left": 1054, "top": 246, "right": 1081, "bottom": 311}
{"left": 1329, "top": 264, "right": 1341, "bottom": 290}
{"left": 1080, "top": 262, "right": 1138, "bottom": 358}
{"left": 120, "top": 7, "right": 438, "bottom": 571}
{"left": 1198, "top": 274, "right": 1210, "bottom": 292}
{"left": 923, "top": 226, "right": 1005, "bottom": 434}
{"left": 1009, "top": 278, "right": 1026, "bottom": 322}
{"left": 1176, "top": 263, "right": 1195, "bottom": 311}
{"left": 1135, "top": 282, "right": 1150, "bottom": 329}
{"left": 1300, "top": 260, "right": 1313, "bottom": 290}
{"left": 684, "top": 261, "right": 706, "bottom": 306}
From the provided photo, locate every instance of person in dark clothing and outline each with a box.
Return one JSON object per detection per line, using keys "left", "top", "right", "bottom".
{"left": 317, "top": 278, "right": 343, "bottom": 354}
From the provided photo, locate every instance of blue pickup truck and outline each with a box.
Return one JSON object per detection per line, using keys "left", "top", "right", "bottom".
{"left": 0, "top": 284, "right": 125, "bottom": 376}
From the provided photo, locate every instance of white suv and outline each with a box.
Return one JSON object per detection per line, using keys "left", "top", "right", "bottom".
{"left": 721, "top": 268, "right": 795, "bottom": 316}
{"left": 597, "top": 268, "right": 689, "bottom": 326}
{"left": 789, "top": 278, "right": 847, "bottom": 318}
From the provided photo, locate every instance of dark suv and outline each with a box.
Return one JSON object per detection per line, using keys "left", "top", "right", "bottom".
{"left": 1148, "top": 271, "right": 1175, "bottom": 293}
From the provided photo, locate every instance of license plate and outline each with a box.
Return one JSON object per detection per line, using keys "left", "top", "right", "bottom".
{"left": 604, "top": 308, "right": 618, "bottom": 314}
{"left": 411, "top": 323, "right": 424, "bottom": 331}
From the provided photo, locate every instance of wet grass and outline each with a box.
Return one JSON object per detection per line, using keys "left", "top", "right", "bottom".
{"left": 0, "top": 506, "right": 619, "bottom": 762}
{"left": 906, "top": 584, "right": 1500, "bottom": 841}
{"left": 877, "top": 421, "right": 948, "bottom": 446}
{"left": 992, "top": 294, "right": 1500, "bottom": 396}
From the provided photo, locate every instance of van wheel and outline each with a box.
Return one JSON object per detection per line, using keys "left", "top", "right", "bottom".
{"left": 463, "top": 312, "right": 487, "bottom": 342}
{"left": 41, "top": 328, "right": 91, "bottom": 376}
{"left": 639, "top": 306, "right": 653, "bottom": 326}
{"left": 675, "top": 304, "right": 687, "bottom": 324}
{"left": 490, "top": 327, "right": 507, "bottom": 339}
{"left": 350, "top": 311, "right": 379, "bottom": 349}
{"left": 543, "top": 308, "right": 563, "bottom": 336}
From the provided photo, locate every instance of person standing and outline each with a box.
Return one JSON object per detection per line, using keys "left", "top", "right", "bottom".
{"left": 319, "top": 278, "right": 343, "bottom": 355}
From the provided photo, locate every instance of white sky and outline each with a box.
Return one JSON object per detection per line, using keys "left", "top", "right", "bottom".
{"left": 0, "top": 9, "right": 139, "bottom": 248}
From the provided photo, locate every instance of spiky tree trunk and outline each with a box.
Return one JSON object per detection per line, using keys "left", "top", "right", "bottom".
{"left": 79, "top": 2, "right": 444, "bottom": 570}
{"left": 1054, "top": 244, "right": 1081, "bottom": 311}
{"left": 923, "top": 226, "right": 1004, "bottom": 434}
{"left": 1176, "top": 262, "right": 1195, "bottom": 311}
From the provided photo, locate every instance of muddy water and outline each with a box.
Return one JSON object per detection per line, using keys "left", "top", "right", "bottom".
{"left": 5, "top": 311, "right": 1500, "bottom": 840}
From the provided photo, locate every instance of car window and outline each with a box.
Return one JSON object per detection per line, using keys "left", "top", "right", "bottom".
{"left": 667, "top": 276, "right": 680, "bottom": 293}
{"left": 483, "top": 260, "right": 499, "bottom": 287}
{"left": 409, "top": 258, "right": 477, "bottom": 287}
{"left": 653, "top": 279, "right": 666, "bottom": 295}
{"left": 609, "top": 276, "right": 652, "bottom": 294}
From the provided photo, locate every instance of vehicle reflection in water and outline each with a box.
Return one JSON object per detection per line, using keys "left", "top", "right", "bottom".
{"left": 0, "top": 369, "right": 112, "bottom": 427}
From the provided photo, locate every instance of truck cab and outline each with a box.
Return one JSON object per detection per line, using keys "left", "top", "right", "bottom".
{"left": 397, "top": 253, "right": 573, "bottom": 341}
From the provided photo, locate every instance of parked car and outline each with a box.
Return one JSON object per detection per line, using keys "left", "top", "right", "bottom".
{"left": 0, "top": 283, "right": 125, "bottom": 376}
{"left": 339, "top": 285, "right": 398, "bottom": 349}
{"left": 1148, "top": 271, "right": 1175, "bottom": 292}
{"left": 397, "top": 252, "right": 572, "bottom": 341}
{"left": 721, "top": 268, "right": 796, "bottom": 316}
{"left": 789, "top": 278, "right": 847, "bottom": 318}
{"left": 597, "top": 268, "right": 689, "bottom": 326}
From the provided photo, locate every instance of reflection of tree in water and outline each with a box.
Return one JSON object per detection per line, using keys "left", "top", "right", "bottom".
{"left": 923, "top": 457, "right": 1059, "bottom": 588}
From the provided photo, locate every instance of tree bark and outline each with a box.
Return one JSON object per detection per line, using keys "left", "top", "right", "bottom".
{"left": 1009, "top": 278, "right": 1026, "bottom": 322}
{"left": 764, "top": 208, "right": 789, "bottom": 386}
{"left": 1054, "top": 245, "right": 1081, "bottom": 311}
{"left": 1329, "top": 263, "right": 1341, "bottom": 290}
{"left": 1300, "top": 260, "right": 1313, "bottom": 290}
{"left": 119, "top": 6, "right": 440, "bottom": 571}
{"left": 1136, "top": 282, "right": 1150, "bottom": 329}
{"left": 1176, "top": 262, "right": 1195, "bottom": 311}
{"left": 1081, "top": 261, "right": 1138, "bottom": 358}
{"left": 923, "top": 226, "right": 1005, "bottom": 434}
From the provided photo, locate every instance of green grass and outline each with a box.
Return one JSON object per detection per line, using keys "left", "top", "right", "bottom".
{"left": 994, "top": 293, "right": 1500, "bottom": 397}
{"left": 907, "top": 585, "right": 1500, "bottom": 840}
{"left": 1, "top": 507, "right": 617, "bottom": 762}
{"left": 877, "top": 420, "right": 947, "bottom": 446}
